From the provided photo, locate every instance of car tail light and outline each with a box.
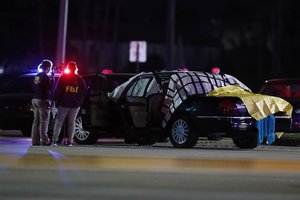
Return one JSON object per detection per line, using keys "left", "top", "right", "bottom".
{"left": 219, "top": 99, "right": 239, "bottom": 116}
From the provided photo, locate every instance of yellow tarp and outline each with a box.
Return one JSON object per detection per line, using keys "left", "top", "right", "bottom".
{"left": 207, "top": 85, "right": 293, "bottom": 121}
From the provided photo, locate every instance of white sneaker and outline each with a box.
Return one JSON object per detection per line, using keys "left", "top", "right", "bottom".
{"left": 51, "top": 141, "right": 58, "bottom": 147}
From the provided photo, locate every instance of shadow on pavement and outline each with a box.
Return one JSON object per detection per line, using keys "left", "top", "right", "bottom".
{"left": 272, "top": 139, "right": 300, "bottom": 146}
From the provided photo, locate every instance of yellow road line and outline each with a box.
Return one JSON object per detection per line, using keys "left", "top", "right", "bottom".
{"left": 1, "top": 154, "right": 300, "bottom": 172}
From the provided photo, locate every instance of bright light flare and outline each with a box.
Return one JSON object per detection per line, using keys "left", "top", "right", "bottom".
{"left": 64, "top": 68, "right": 70, "bottom": 74}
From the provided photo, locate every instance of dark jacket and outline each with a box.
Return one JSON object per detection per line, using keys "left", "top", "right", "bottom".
{"left": 33, "top": 72, "right": 53, "bottom": 100}
{"left": 53, "top": 73, "right": 87, "bottom": 108}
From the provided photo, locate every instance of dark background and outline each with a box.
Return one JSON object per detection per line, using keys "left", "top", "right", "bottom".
{"left": 1, "top": 0, "right": 300, "bottom": 91}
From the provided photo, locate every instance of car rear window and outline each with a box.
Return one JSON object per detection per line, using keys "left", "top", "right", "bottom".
{"left": 261, "top": 82, "right": 300, "bottom": 98}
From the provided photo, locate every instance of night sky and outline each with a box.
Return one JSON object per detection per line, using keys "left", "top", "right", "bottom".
{"left": 1, "top": 0, "right": 300, "bottom": 91}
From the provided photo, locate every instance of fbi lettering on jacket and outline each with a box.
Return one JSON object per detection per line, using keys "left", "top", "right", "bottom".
{"left": 65, "top": 86, "right": 79, "bottom": 93}
{"left": 34, "top": 77, "right": 40, "bottom": 84}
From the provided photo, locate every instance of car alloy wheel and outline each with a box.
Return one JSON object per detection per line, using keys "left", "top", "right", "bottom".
{"left": 74, "top": 116, "right": 89, "bottom": 140}
{"left": 74, "top": 115, "right": 97, "bottom": 144}
{"left": 169, "top": 115, "right": 198, "bottom": 148}
{"left": 172, "top": 119, "right": 189, "bottom": 144}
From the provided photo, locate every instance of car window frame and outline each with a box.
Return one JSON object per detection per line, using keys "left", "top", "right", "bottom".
{"left": 126, "top": 76, "right": 152, "bottom": 97}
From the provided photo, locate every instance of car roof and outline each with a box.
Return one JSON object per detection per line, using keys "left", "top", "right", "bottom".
{"left": 20, "top": 72, "right": 62, "bottom": 78}
{"left": 264, "top": 79, "right": 300, "bottom": 84}
{"left": 82, "top": 72, "right": 135, "bottom": 78}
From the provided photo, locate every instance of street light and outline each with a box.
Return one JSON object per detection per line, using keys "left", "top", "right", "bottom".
{"left": 56, "top": 0, "right": 69, "bottom": 66}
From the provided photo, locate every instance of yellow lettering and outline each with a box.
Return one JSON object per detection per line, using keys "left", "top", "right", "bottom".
{"left": 65, "top": 86, "right": 79, "bottom": 93}
{"left": 34, "top": 77, "right": 40, "bottom": 84}
{"left": 65, "top": 86, "right": 70, "bottom": 92}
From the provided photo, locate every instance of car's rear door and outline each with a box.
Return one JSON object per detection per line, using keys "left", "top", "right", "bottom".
{"left": 124, "top": 77, "right": 152, "bottom": 128}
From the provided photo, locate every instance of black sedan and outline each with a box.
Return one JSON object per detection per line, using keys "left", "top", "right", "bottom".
{"left": 259, "top": 79, "right": 300, "bottom": 132}
{"left": 74, "top": 71, "right": 292, "bottom": 149}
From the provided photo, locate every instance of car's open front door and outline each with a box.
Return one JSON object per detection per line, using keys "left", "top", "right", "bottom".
{"left": 122, "top": 76, "right": 153, "bottom": 129}
{"left": 125, "top": 96, "right": 148, "bottom": 128}
{"left": 86, "top": 76, "right": 111, "bottom": 126}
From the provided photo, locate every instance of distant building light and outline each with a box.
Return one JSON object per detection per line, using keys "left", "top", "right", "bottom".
{"left": 102, "top": 69, "right": 113, "bottom": 74}
{"left": 0, "top": 66, "right": 4, "bottom": 74}
{"left": 211, "top": 67, "right": 221, "bottom": 74}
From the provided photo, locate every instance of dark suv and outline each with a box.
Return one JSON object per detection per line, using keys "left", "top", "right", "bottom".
{"left": 0, "top": 74, "right": 36, "bottom": 136}
{"left": 0, "top": 73, "right": 62, "bottom": 136}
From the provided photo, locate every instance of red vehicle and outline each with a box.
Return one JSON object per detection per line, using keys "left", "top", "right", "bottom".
{"left": 259, "top": 79, "right": 300, "bottom": 132}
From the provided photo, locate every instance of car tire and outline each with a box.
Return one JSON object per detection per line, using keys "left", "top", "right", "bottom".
{"left": 124, "top": 135, "right": 157, "bottom": 145}
{"left": 124, "top": 137, "right": 137, "bottom": 144}
{"left": 136, "top": 136, "right": 156, "bottom": 145}
{"left": 169, "top": 115, "right": 198, "bottom": 148}
{"left": 232, "top": 133, "right": 258, "bottom": 149}
{"left": 73, "top": 115, "right": 98, "bottom": 144}
{"left": 21, "top": 127, "right": 31, "bottom": 137}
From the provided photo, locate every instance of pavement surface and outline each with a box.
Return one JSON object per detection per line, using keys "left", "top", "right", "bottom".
{"left": 1, "top": 130, "right": 300, "bottom": 173}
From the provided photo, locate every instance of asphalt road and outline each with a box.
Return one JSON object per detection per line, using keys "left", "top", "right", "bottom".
{"left": 1, "top": 130, "right": 300, "bottom": 200}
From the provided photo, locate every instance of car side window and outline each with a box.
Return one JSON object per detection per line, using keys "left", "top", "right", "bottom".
{"left": 126, "top": 77, "right": 151, "bottom": 97}
{"left": 89, "top": 77, "right": 106, "bottom": 96}
{"left": 107, "top": 76, "right": 132, "bottom": 92}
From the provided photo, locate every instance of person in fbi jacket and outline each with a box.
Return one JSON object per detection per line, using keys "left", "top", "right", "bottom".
{"left": 31, "top": 59, "right": 54, "bottom": 146}
{"left": 51, "top": 61, "right": 87, "bottom": 147}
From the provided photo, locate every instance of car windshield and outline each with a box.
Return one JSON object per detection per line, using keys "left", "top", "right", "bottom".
{"left": 260, "top": 82, "right": 300, "bottom": 98}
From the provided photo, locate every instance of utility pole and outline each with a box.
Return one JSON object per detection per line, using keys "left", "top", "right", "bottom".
{"left": 272, "top": 0, "right": 282, "bottom": 76}
{"left": 166, "top": 0, "right": 176, "bottom": 70}
{"left": 56, "top": 0, "right": 69, "bottom": 66}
